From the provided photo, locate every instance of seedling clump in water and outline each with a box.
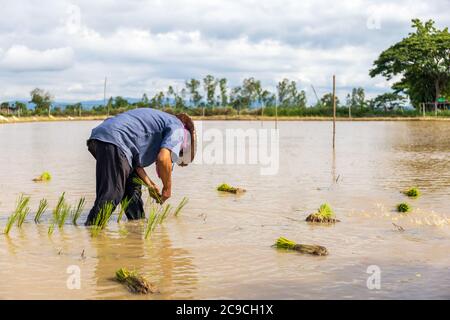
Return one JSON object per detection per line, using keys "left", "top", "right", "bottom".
{"left": 91, "top": 202, "right": 115, "bottom": 236}
{"left": 115, "top": 267, "right": 157, "bottom": 294}
{"left": 397, "top": 203, "right": 411, "bottom": 213}
{"left": 403, "top": 187, "right": 420, "bottom": 198}
{"left": 274, "top": 237, "right": 328, "bottom": 256}
{"left": 34, "top": 198, "right": 48, "bottom": 223}
{"left": 173, "top": 197, "right": 188, "bottom": 217}
{"left": 217, "top": 183, "right": 246, "bottom": 194}
{"left": 144, "top": 205, "right": 160, "bottom": 239}
{"left": 117, "top": 197, "right": 131, "bottom": 223}
{"left": 48, "top": 192, "right": 66, "bottom": 235}
{"left": 71, "top": 197, "right": 86, "bottom": 225}
{"left": 15, "top": 194, "right": 31, "bottom": 228}
{"left": 32, "top": 171, "right": 52, "bottom": 182}
{"left": 306, "top": 203, "right": 340, "bottom": 223}
{"left": 3, "top": 194, "right": 30, "bottom": 234}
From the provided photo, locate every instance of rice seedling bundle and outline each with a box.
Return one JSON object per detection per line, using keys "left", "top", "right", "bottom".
{"left": 115, "top": 268, "right": 157, "bottom": 294}
{"left": 397, "top": 203, "right": 411, "bottom": 213}
{"left": 117, "top": 197, "right": 131, "bottom": 223}
{"left": 403, "top": 187, "right": 420, "bottom": 198}
{"left": 91, "top": 202, "right": 115, "bottom": 236}
{"left": 32, "top": 171, "right": 52, "bottom": 182}
{"left": 34, "top": 198, "right": 48, "bottom": 223}
{"left": 217, "top": 183, "right": 246, "bottom": 194}
{"left": 71, "top": 197, "right": 85, "bottom": 225}
{"left": 306, "top": 203, "right": 340, "bottom": 223}
{"left": 274, "top": 237, "right": 328, "bottom": 256}
{"left": 133, "top": 177, "right": 162, "bottom": 204}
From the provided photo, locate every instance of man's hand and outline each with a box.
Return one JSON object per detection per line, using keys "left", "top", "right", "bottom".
{"left": 156, "top": 148, "right": 172, "bottom": 202}
{"left": 135, "top": 167, "right": 160, "bottom": 194}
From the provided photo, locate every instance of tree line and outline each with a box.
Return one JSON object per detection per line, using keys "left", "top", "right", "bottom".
{"left": 1, "top": 19, "right": 448, "bottom": 118}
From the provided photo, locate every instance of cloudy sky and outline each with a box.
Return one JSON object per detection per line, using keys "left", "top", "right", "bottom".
{"left": 0, "top": 0, "right": 449, "bottom": 103}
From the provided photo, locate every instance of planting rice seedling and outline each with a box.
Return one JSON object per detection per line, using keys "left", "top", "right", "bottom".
{"left": 117, "top": 197, "right": 131, "bottom": 223}
{"left": 133, "top": 177, "right": 163, "bottom": 204}
{"left": 115, "top": 267, "right": 158, "bottom": 294}
{"left": 306, "top": 203, "right": 340, "bottom": 223}
{"left": 217, "top": 183, "right": 246, "bottom": 194}
{"left": 173, "top": 197, "right": 188, "bottom": 217}
{"left": 48, "top": 193, "right": 66, "bottom": 235}
{"left": 91, "top": 202, "right": 115, "bottom": 236}
{"left": 34, "top": 198, "right": 48, "bottom": 223}
{"left": 3, "top": 194, "right": 30, "bottom": 234}
{"left": 71, "top": 197, "right": 85, "bottom": 226}
{"left": 274, "top": 237, "right": 329, "bottom": 256}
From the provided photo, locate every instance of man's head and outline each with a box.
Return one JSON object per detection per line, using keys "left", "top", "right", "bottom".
{"left": 175, "top": 113, "right": 196, "bottom": 167}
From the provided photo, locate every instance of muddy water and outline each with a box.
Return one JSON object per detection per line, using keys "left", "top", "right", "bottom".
{"left": 0, "top": 120, "right": 449, "bottom": 299}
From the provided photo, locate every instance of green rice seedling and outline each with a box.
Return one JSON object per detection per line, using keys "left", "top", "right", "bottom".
{"left": 115, "top": 267, "right": 157, "bottom": 294}
{"left": 117, "top": 197, "right": 131, "bottom": 223}
{"left": 92, "top": 202, "right": 115, "bottom": 236}
{"left": 157, "top": 204, "right": 172, "bottom": 225}
{"left": 32, "top": 171, "right": 52, "bottom": 182}
{"left": 274, "top": 237, "right": 328, "bottom": 256}
{"left": 217, "top": 183, "right": 246, "bottom": 194}
{"left": 71, "top": 197, "right": 85, "bottom": 225}
{"left": 58, "top": 203, "right": 71, "bottom": 228}
{"left": 4, "top": 212, "right": 19, "bottom": 235}
{"left": 34, "top": 198, "right": 48, "bottom": 223}
{"left": 133, "top": 177, "right": 162, "bottom": 204}
{"left": 17, "top": 207, "right": 31, "bottom": 228}
{"left": 397, "top": 203, "right": 411, "bottom": 213}
{"left": 14, "top": 194, "right": 30, "bottom": 227}
{"left": 3, "top": 194, "right": 30, "bottom": 234}
{"left": 52, "top": 192, "right": 66, "bottom": 220}
{"left": 48, "top": 192, "right": 66, "bottom": 235}
{"left": 403, "top": 187, "right": 420, "bottom": 198}
{"left": 144, "top": 205, "right": 159, "bottom": 239}
{"left": 306, "top": 203, "right": 340, "bottom": 223}
{"left": 173, "top": 197, "right": 188, "bottom": 217}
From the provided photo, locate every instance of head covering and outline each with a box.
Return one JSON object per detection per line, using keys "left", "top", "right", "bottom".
{"left": 175, "top": 113, "right": 196, "bottom": 164}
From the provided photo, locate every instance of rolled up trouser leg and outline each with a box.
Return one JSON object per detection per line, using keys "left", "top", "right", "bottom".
{"left": 85, "top": 140, "right": 131, "bottom": 226}
{"left": 122, "top": 171, "right": 145, "bottom": 220}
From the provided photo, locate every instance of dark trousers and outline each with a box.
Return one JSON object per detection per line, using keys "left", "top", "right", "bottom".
{"left": 85, "top": 139, "right": 145, "bottom": 226}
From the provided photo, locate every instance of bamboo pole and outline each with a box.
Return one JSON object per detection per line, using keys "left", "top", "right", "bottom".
{"left": 104, "top": 77, "right": 108, "bottom": 116}
{"left": 275, "top": 101, "right": 278, "bottom": 129}
{"left": 332, "top": 75, "right": 336, "bottom": 149}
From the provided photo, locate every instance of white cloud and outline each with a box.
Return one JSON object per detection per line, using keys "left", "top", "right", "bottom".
{"left": 0, "top": 45, "right": 74, "bottom": 72}
{"left": 0, "top": 0, "right": 448, "bottom": 102}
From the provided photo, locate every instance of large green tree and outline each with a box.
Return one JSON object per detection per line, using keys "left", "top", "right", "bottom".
{"left": 370, "top": 19, "right": 450, "bottom": 108}
{"left": 30, "top": 88, "right": 53, "bottom": 115}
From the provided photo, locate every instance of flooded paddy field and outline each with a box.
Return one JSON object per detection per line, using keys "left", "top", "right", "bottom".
{"left": 0, "top": 120, "right": 449, "bottom": 299}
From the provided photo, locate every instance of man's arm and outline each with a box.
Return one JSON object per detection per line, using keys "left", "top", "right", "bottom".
{"left": 135, "top": 166, "right": 160, "bottom": 194}
{"left": 156, "top": 148, "right": 172, "bottom": 202}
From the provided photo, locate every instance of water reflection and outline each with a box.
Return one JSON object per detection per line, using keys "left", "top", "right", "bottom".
{"left": 92, "top": 222, "right": 198, "bottom": 299}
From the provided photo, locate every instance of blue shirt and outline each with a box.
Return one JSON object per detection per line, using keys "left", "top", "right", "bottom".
{"left": 89, "top": 108, "right": 184, "bottom": 168}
